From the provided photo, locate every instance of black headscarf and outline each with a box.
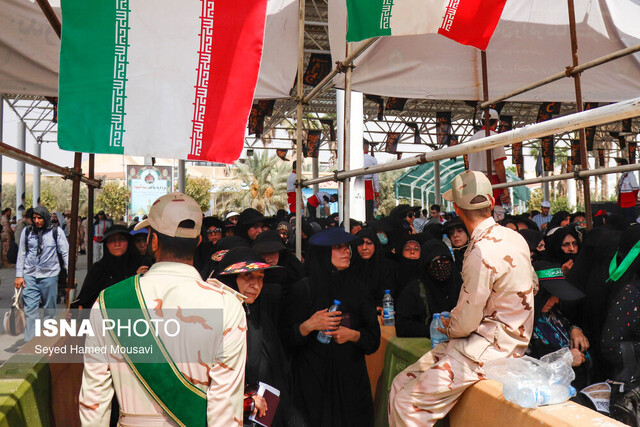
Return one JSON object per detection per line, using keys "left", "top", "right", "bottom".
{"left": 351, "top": 227, "right": 397, "bottom": 305}
{"left": 393, "top": 236, "right": 424, "bottom": 299}
{"left": 417, "top": 240, "right": 462, "bottom": 315}
{"left": 545, "top": 226, "right": 581, "bottom": 265}
{"left": 32, "top": 206, "right": 52, "bottom": 256}
{"left": 75, "top": 226, "right": 142, "bottom": 308}
{"left": 519, "top": 229, "right": 544, "bottom": 261}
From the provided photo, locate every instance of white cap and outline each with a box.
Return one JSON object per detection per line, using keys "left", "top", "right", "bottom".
{"left": 226, "top": 211, "right": 240, "bottom": 220}
{"left": 541, "top": 201, "right": 551, "bottom": 208}
{"left": 489, "top": 109, "right": 500, "bottom": 120}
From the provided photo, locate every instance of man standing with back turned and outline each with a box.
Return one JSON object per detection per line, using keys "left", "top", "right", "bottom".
{"left": 389, "top": 171, "right": 537, "bottom": 426}
{"left": 79, "top": 193, "right": 247, "bottom": 426}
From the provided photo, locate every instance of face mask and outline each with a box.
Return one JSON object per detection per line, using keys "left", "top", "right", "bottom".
{"left": 377, "top": 233, "right": 388, "bottom": 245}
{"left": 428, "top": 261, "right": 453, "bottom": 282}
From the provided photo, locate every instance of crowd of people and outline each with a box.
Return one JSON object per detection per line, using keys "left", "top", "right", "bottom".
{"left": 9, "top": 173, "right": 640, "bottom": 425}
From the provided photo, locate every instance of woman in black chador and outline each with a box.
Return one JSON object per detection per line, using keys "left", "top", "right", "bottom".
{"left": 283, "top": 228, "right": 380, "bottom": 426}
{"left": 216, "top": 247, "right": 306, "bottom": 427}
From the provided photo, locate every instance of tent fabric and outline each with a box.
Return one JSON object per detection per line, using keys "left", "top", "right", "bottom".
{"left": 329, "top": 0, "right": 640, "bottom": 102}
{"left": 0, "top": 0, "right": 297, "bottom": 99}
{"left": 395, "top": 159, "right": 530, "bottom": 207}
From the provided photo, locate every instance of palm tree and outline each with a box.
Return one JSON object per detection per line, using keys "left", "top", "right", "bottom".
{"left": 214, "top": 151, "right": 289, "bottom": 216}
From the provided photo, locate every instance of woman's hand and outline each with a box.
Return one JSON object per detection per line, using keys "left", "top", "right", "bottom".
{"left": 136, "top": 266, "right": 149, "bottom": 275}
{"left": 252, "top": 394, "right": 268, "bottom": 418}
{"left": 326, "top": 326, "right": 360, "bottom": 344}
{"left": 299, "top": 309, "right": 342, "bottom": 336}
{"left": 570, "top": 327, "right": 590, "bottom": 352}
{"left": 561, "top": 259, "right": 574, "bottom": 276}
{"left": 570, "top": 348, "right": 585, "bottom": 367}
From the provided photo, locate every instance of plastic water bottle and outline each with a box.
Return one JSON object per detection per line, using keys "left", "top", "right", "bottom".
{"left": 442, "top": 234, "right": 455, "bottom": 259}
{"left": 317, "top": 300, "right": 341, "bottom": 344}
{"left": 504, "top": 383, "right": 576, "bottom": 408}
{"left": 382, "top": 290, "right": 395, "bottom": 326}
{"left": 429, "top": 313, "right": 449, "bottom": 347}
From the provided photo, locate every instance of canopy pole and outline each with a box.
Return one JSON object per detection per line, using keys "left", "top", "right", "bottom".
{"left": 16, "top": 123, "right": 25, "bottom": 220}
{"left": 294, "top": 0, "right": 305, "bottom": 261}
{"left": 66, "top": 152, "right": 82, "bottom": 309}
{"left": 342, "top": 42, "right": 353, "bottom": 231}
{"left": 479, "top": 43, "right": 640, "bottom": 110}
{"left": 178, "top": 159, "right": 186, "bottom": 193}
{"left": 481, "top": 51, "right": 493, "bottom": 181}
{"left": 568, "top": 0, "right": 593, "bottom": 228}
{"left": 302, "top": 38, "right": 378, "bottom": 104}
{"left": 0, "top": 141, "right": 101, "bottom": 188}
{"left": 87, "top": 154, "right": 95, "bottom": 270}
{"left": 302, "top": 96, "right": 640, "bottom": 186}
{"left": 35, "top": 0, "right": 61, "bottom": 38}
{"left": 494, "top": 162, "right": 640, "bottom": 189}
{"left": 33, "top": 142, "right": 41, "bottom": 206}
{"left": 0, "top": 101, "right": 3, "bottom": 212}
{"left": 434, "top": 160, "right": 441, "bottom": 205}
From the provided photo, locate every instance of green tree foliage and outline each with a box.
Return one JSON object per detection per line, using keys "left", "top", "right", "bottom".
{"left": 213, "top": 151, "right": 289, "bottom": 216}
{"left": 528, "top": 188, "right": 572, "bottom": 213}
{"left": 377, "top": 169, "right": 404, "bottom": 216}
{"left": 185, "top": 176, "right": 212, "bottom": 212}
{"left": 96, "top": 182, "right": 129, "bottom": 220}
{"left": 2, "top": 178, "right": 88, "bottom": 216}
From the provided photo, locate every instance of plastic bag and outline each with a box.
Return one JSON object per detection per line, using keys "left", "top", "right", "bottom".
{"left": 484, "top": 348, "right": 576, "bottom": 408}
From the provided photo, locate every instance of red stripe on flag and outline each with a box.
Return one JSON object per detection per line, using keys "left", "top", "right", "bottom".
{"left": 437, "top": 0, "right": 507, "bottom": 51}
{"left": 189, "top": 0, "right": 268, "bottom": 163}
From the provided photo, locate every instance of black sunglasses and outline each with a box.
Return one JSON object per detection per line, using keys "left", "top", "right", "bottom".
{"left": 207, "top": 228, "right": 222, "bottom": 234}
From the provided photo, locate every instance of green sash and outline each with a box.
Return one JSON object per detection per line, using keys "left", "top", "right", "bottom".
{"left": 99, "top": 275, "right": 207, "bottom": 427}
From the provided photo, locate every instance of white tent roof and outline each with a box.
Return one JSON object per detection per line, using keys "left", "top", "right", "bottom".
{"left": 328, "top": 0, "right": 640, "bottom": 102}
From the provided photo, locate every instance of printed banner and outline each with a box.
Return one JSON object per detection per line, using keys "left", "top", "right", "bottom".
{"left": 305, "top": 130, "right": 322, "bottom": 158}
{"left": 405, "top": 122, "right": 420, "bottom": 144}
{"left": 516, "top": 163, "right": 524, "bottom": 179}
{"left": 248, "top": 105, "right": 265, "bottom": 137}
{"left": 365, "top": 94, "right": 385, "bottom": 120}
{"left": 385, "top": 97, "right": 407, "bottom": 112}
{"left": 541, "top": 136, "right": 554, "bottom": 172}
{"left": 345, "top": 0, "right": 507, "bottom": 50}
{"left": 598, "top": 148, "right": 605, "bottom": 167}
{"left": 58, "top": 0, "right": 268, "bottom": 163}
{"left": 303, "top": 54, "right": 332, "bottom": 86}
{"left": 384, "top": 132, "right": 401, "bottom": 154}
{"left": 570, "top": 139, "right": 581, "bottom": 168}
{"left": 584, "top": 102, "right": 599, "bottom": 152}
{"left": 320, "top": 119, "right": 336, "bottom": 142}
{"left": 436, "top": 112, "right": 452, "bottom": 146}
{"left": 512, "top": 142, "right": 523, "bottom": 165}
{"left": 276, "top": 149, "right": 288, "bottom": 161}
{"left": 127, "top": 166, "right": 172, "bottom": 221}
{"left": 629, "top": 142, "right": 637, "bottom": 164}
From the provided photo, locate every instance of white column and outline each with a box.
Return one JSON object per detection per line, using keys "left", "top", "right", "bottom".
{"left": 567, "top": 177, "right": 577, "bottom": 210}
{"left": 336, "top": 89, "right": 365, "bottom": 224}
{"left": 16, "top": 122, "right": 26, "bottom": 220}
{"left": 33, "top": 142, "right": 41, "bottom": 206}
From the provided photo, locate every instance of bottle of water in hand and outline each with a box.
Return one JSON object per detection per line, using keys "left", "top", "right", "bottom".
{"left": 382, "top": 290, "right": 395, "bottom": 326}
{"left": 430, "top": 313, "right": 449, "bottom": 347}
{"left": 317, "top": 300, "right": 341, "bottom": 344}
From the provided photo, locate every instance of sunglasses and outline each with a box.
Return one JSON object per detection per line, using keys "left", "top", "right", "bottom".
{"left": 207, "top": 228, "right": 222, "bottom": 234}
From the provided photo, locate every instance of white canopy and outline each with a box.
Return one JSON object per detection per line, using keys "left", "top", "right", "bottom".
{"left": 328, "top": 0, "right": 640, "bottom": 102}
{"left": 0, "top": 0, "right": 298, "bottom": 99}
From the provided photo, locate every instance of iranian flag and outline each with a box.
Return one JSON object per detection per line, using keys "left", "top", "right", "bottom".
{"left": 58, "top": 0, "right": 268, "bottom": 163}
{"left": 345, "top": 0, "right": 507, "bottom": 50}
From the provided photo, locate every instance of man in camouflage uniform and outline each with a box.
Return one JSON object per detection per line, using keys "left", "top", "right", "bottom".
{"left": 389, "top": 171, "right": 537, "bottom": 426}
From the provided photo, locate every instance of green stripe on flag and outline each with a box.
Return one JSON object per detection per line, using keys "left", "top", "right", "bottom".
{"left": 58, "top": 0, "right": 124, "bottom": 154}
{"left": 346, "top": 0, "right": 391, "bottom": 42}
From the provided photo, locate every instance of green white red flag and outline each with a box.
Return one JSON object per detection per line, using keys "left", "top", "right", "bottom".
{"left": 345, "top": 0, "right": 507, "bottom": 50}
{"left": 58, "top": 0, "right": 269, "bottom": 163}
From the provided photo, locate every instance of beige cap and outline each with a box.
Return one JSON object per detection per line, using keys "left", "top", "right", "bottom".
{"left": 442, "top": 171, "right": 494, "bottom": 210}
{"left": 134, "top": 192, "right": 202, "bottom": 238}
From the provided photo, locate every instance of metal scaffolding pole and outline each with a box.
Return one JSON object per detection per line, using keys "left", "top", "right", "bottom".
{"left": 16, "top": 123, "right": 25, "bottom": 219}
{"left": 0, "top": 101, "right": 3, "bottom": 211}
{"left": 481, "top": 52, "right": 493, "bottom": 181}
{"left": 66, "top": 153, "right": 82, "bottom": 308}
{"left": 494, "top": 162, "right": 640, "bottom": 189}
{"left": 33, "top": 142, "right": 41, "bottom": 205}
{"left": 0, "top": 141, "right": 101, "bottom": 187}
{"left": 178, "top": 159, "right": 186, "bottom": 193}
{"left": 434, "top": 160, "right": 441, "bottom": 205}
{"left": 87, "top": 154, "right": 95, "bottom": 270}
{"left": 342, "top": 43, "right": 353, "bottom": 230}
{"left": 302, "top": 97, "right": 640, "bottom": 186}
{"left": 568, "top": 0, "right": 593, "bottom": 228}
{"left": 294, "top": 0, "right": 305, "bottom": 260}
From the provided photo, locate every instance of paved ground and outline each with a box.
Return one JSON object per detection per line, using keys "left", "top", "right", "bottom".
{"left": 0, "top": 254, "right": 88, "bottom": 364}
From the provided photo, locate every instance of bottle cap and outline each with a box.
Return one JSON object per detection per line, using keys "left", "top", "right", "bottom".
{"left": 568, "top": 386, "right": 576, "bottom": 397}
{"left": 384, "top": 289, "right": 390, "bottom": 294}
{"left": 433, "top": 313, "right": 441, "bottom": 319}
{"left": 333, "top": 299, "right": 341, "bottom": 305}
